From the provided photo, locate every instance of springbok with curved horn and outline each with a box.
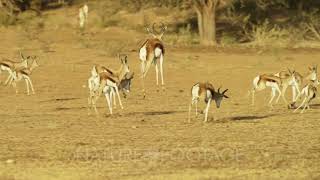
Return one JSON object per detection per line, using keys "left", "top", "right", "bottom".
{"left": 88, "top": 55, "right": 131, "bottom": 115}
{"left": 0, "top": 52, "right": 28, "bottom": 85}
{"left": 251, "top": 70, "right": 297, "bottom": 107}
{"left": 188, "top": 82, "right": 229, "bottom": 122}
{"left": 10, "top": 56, "right": 39, "bottom": 95}
{"left": 274, "top": 65, "right": 318, "bottom": 107}
{"left": 139, "top": 22, "right": 167, "bottom": 98}
{"left": 294, "top": 79, "right": 319, "bottom": 113}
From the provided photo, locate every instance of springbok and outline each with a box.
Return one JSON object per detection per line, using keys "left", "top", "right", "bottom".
{"left": 88, "top": 55, "right": 131, "bottom": 115}
{"left": 0, "top": 52, "right": 29, "bottom": 85}
{"left": 294, "top": 79, "right": 319, "bottom": 113}
{"left": 139, "top": 23, "right": 167, "bottom": 98}
{"left": 11, "top": 57, "right": 39, "bottom": 95}
{"left": 251, "top": 70, "right": 297, "bottom": 107}
{"left": 188, "top": 82, "right": 229, "bottom": 122}
{"left": 79, "top": 4, "right": 88, "bottom": 29}
{"left": 275, "top": 65, "right": 318, "bottom": 107}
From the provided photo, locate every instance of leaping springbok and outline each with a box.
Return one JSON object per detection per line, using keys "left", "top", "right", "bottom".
{"left": 139, "top": 23, "right": 167, "bottom": 98}
{"left": 188, "top": 82, "right": 229, "bottom": 122}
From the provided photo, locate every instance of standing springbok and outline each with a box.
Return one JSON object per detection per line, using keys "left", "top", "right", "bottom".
{"left": 294, "top": 79, "right": 319, "bottom": 113}
{"left": 0, "top": 52, "right": 29, "bottom": 85}
{"left": 79, "top": 4, "right": 88, "bottom": 29}
{"left": 275, "top": 65, "right": 318, "bottom": 107}
{"left": 139, "top": 23, "right": 167, "bottom": 98}
{"left": 251, "top": 70, "right": 297, "bottom": 107}
{"left": 188, "top": 82, "right": 229, "bottom": 122}
{"left": 88, "top": 55, "right": 131, "bottom": 115}
{"left": 10, "top": 57, "right": 39, "bottom": 95}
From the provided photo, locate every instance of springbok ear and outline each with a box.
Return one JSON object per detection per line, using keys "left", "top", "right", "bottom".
{"left": 223, "top": 95, "right": 229, "bottom": 98}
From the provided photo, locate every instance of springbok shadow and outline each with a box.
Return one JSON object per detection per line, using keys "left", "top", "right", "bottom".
{"left": 41, "top": 97, "right": 80, "bottom": 103}
{"left": 214, "top": 114, "right": 277, "bottom": 122}
{"left": 309, "top": 104, "right": 320, "bottom": 109}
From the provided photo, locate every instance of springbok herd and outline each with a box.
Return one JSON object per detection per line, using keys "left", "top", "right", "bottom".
{"left": 0, "top": 5, "right": 319, "bottom": 122}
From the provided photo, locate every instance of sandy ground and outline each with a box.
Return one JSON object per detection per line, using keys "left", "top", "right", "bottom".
{"left": 0, "top": 12, "right": 319, "bottom": 179}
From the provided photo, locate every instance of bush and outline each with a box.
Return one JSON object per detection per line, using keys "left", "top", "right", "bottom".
{"left": 0, "top": 11, "right": 16, "bottom": 26}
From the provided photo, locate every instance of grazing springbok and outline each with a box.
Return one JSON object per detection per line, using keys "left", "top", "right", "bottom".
{"left": 139, "top": 23, "right": 167, "bottom": 98}
{"left": 188, "top": 82, "right": 229, "bottom": 122}
{"left": 251, "top": 70, "right": 297, "bottom": 107}
{"left": 275, "top": 65, "right": 318, "bottom": 107}
{"left": 88, "top": 55, "right": 131, "bottom": 115}
{"left": 10, "top": 57, "right": 39, "bottom": 95}
{"left": 294, "top": 79, "right": 319, "bottom": 113}
{"left": 79, "top": 4, "right": 88, "bottom": 29}
{"left": 0, "top": 52, "right": 29, "bottom": 85}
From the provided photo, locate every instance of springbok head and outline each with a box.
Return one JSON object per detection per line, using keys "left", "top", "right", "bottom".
{"left": 29, "top": 56, "right": 39, "bottom": 69}
{"left": 119, "top": 72, "right": 134, "bottom": 93}
{"left": 118, "top": 53, "right": 130, "bottom": 75}
{"left": 146, "top": 22, "right": 167, "bottom": 40}
{"left": 287, "top": 68, "right": 298, "bottom": 83}
{"left": 213, "top": 87, "right": 229, "bottom": 108}
{"left": 307, "top": 65, "right": 318, "bottom": 81}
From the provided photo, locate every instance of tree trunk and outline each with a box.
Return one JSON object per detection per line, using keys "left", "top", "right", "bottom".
{"left": 193, "top": 0, "right": 218, "bottom": 46}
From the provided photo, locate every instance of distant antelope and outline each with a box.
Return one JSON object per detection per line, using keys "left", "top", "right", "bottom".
{"left": 188, "top": 82, "right": 229, "bottom": 122}
{"left": 79, "top": 4, "right": 88, "bottom": 29}
{"left": 0, "top": 52, "right": 29, "bottom": 85}
{"left": 11, "top": 57, "right": 39, "bottom": 95}
{"left": 88, "top": 55, "right": 131, "bottom": 115}
{"left": 139, "top": 23, "right": 167, "bottom": 98}
{"left": 251, "top": 70, "right": 297, "bottom": 107}
{"left": 275, "top": 65, "right": 318, "bottom": 107}
{"left": 294, "top": 80, "right": 319, "bottom": 113}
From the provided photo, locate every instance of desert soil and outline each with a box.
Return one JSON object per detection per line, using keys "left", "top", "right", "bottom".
{"left": 0, "top": 9, "right": 319, "bottom": 180}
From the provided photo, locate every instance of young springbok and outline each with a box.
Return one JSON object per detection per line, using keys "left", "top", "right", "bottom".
{"left": 88, "top": 55, "right": 131, "bottom": 115}
{"left": 0, "top": 52, "right": 29, "bottom": 85}
{"left": 275, "top": 65, "right": 318, "bottom": 107}
{"left": 11, "top": 57, "right": 39, "bottom": 95}
{"left": 139, "top": 23, "right": 167, "bottom": 98}
{"left": 188, "top": 82, "right": 229, "bottom": 122}
{"left": 294, "top": 79, "right": 319, "bottom": 113}
{"left": 251, "top": 70, "right": 297, "bottom": 107}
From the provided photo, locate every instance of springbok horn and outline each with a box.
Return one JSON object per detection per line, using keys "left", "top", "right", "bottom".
{"left": 20, "top": 51, "right": 25, "bottom": 60}
{"left": 222, "top": 89, "right": 229, "bottom": 94}
{"left": 153, "top": 23, "right": 162, "bottom": 34}
{"left": 218, "top": 87, "right": 221, "bottom": 93}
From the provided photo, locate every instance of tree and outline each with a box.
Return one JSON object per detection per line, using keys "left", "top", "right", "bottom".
{"left": 191, "top": 0, "right": 231, "bottom": 45}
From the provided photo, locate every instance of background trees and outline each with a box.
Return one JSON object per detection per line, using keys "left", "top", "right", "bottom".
{"left": 1, "top": 0, "right": 320, "bottom": 46}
